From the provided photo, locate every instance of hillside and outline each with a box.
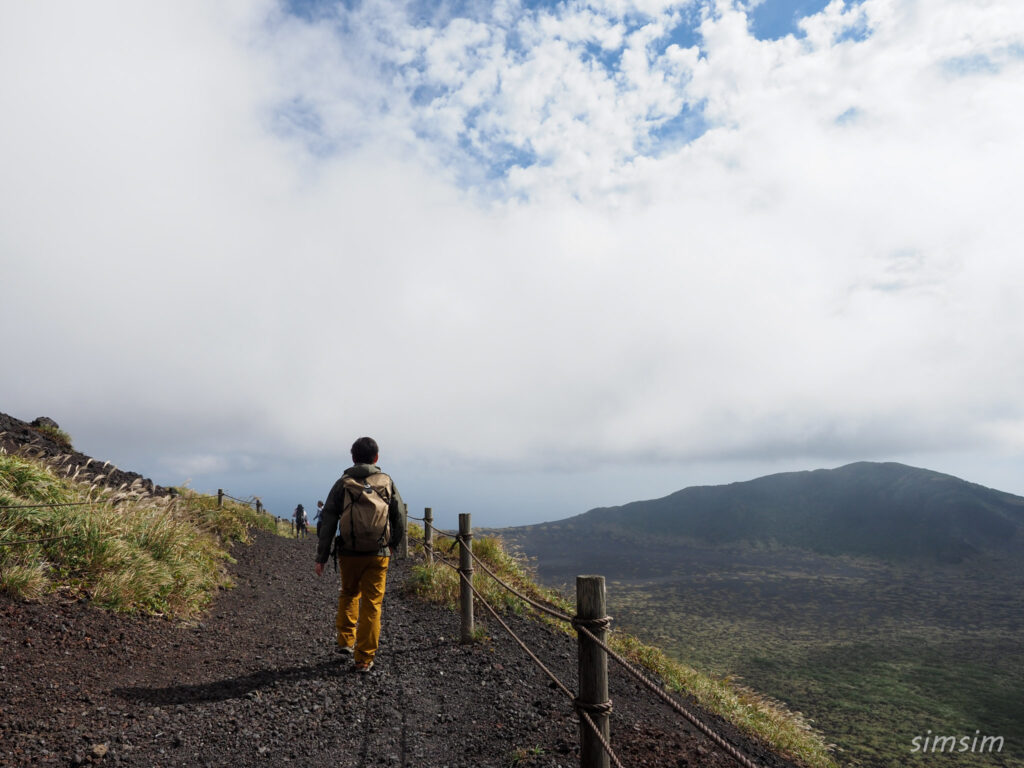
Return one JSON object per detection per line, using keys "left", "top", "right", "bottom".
{"left": 495, "top": 463, "right": 1024, "bottom": 767}
{"left": 497, "top": 462, "right": 1024, "bottom": 577}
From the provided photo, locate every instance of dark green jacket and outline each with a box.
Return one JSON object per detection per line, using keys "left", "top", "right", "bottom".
{"left": 315, "top": 463, "right": 405, "bottom": 562}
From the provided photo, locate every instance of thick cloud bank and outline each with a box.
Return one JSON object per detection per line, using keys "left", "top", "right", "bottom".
{"left": 2, "top": 1, "right": 1023, "bottom": 522}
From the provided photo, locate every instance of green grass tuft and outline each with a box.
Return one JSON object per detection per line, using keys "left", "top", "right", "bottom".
{"left": 0, "top": 452, "right": 281, "bottom": 618}
{"left": 32, "top": 424, "right": 73, "bottom": 449}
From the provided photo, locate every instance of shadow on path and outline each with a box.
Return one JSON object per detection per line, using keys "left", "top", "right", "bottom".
{"left": 113, "top": 659, "right": 349, "bottom": 705}
{"left": 112, "top": 636, "right": 452, "bottom": 708}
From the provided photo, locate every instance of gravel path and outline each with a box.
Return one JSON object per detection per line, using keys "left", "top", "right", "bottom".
{"left": 1, "top": 529, "right": 802, "bottom": 768}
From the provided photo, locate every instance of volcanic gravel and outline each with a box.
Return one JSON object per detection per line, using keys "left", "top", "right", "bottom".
{"left": 0, "top": 527, "right": 805, "bottom": 768}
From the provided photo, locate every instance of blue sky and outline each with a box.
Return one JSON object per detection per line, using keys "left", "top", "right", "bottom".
{"left": 2, "top": 0, "right": 1024, "bottom": 528}
{"left": 270, "top": 0, "right": 852, "bottom": 186}
{"left": 750, "top": 0, "right": 833, "bottom": 39}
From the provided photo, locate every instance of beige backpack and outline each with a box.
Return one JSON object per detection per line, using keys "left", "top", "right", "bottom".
{"left": 338, "top": 473, "right": 392, "bottom": 552}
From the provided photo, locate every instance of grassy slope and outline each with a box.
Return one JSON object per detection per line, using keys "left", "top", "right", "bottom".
{"left": 0, "top": 452, "right": 288, "bottom": 617}
{"left": 403, "top": 525, "right": 839, "bottom": 768}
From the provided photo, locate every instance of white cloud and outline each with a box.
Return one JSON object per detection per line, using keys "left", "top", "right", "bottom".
{"left": 2, "top": 0, "right": 1023, "bottom": 522}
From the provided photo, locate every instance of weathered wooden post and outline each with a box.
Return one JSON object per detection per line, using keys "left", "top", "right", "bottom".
{"left": 424, "top": 507, "right": 434, "bottom": 565}
{"left": 459, "top": 513, "right": 474, "bottom": 643}
{"left": 217, "top": 489, "right": 224, "bottom": 508}
{"left": 577, "top": 575, "right": 611, "bottom": 768}
{"left": 398, "top": 501, "right": 409, "bottom": 559}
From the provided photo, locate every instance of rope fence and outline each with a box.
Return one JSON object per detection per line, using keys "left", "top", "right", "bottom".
{"left": 429, "top": 542, "right": 624, "bottom": 768}
{"left": 0, "top": 534, "right": 81, "bottom": 548}
{"left": 216, "top": 489, "right": 265, "bottom": 514}
{"left": 574, "top": 623, "right": 760, "bottom": 768}
{"left": 220, "top": 491, "right": 257, "bottom": 506}
{"left": 453, "top": 556, "right": 624, "bottom": 768}
{"left": 0, "top": 501, "right": 105, "bottom": 549}
{"left": 0, "top": 500, "right": 105, "bottom": 510}
{"left": 465, "top": 543, "right": 574, "bottom": 623}
{"left": 407, "top": 510, "right": 763, "bottom": 768}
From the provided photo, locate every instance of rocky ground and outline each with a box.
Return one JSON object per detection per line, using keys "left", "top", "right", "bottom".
{"left": 0, "top": 527, "right": 804, "bottom": 768}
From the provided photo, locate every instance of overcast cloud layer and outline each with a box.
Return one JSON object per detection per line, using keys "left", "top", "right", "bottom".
{"left": 2, "top": 0, "right": 1023, "bottom": 526}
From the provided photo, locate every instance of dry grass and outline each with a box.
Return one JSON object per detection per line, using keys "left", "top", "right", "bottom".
{"left": 0, "top": 452, "right": 279, "bottom": 618}
{"left": 31, "top": 424, "right": 73, "bottom": 449}
{"left": 405, "top": 524, "right": 570, "bottom": 617}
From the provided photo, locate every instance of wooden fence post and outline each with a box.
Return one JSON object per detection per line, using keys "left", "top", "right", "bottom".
{"left": 577, "top": 575, "right": 611, "bottom": 768}
{"left": 399, "top": 501, "right": 409, "bottom": 559}
{"left": 424, "top": 507, "right": 433, "bottom": 565}
{"left": 217, "top": 489, "right": 223, "bottom": 508}
{"left": 459, "top": 513, "right": 474, "bottom": 643}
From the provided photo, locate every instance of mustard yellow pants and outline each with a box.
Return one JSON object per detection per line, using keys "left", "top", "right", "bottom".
{"left": 336, "top": 555, "right": 390, "bottom": 664}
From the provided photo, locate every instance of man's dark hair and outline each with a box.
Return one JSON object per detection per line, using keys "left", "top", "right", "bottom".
{"left": 351, "top": 436, "right": 379, "bottom": 464}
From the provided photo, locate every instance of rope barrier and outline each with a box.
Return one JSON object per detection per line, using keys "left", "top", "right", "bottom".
{"left": 0, "top": 500, "right": 104, "bottom": 510}
{"left": 466, "top": 546, "right": 575, "bottom": 623}
{"left": 575, "top": 623, "right": 760, "bottom": 768}
{"left": 450, "top": 561, "right": 625, "bottom": 768}
{"left": 572, "top": 615, "right": 614, "bottom": 632}
{"left": 0, "top": 534, "right": 75, "bottom": 548}
{"left": 419, "top": 518, "right": 459, "bottom": 540}
{"left": 580, "top": 709, "right": 624, "bottom": 768}
{"left": 409, "top": 522, "right": 760, "bottom": 768}
{"left": 221, "top": 492, "right": 256, "bottom": 506}
{"left": 415, "top": 522, "right": 573, "bottom": 622}
{"left": 433, "top": 553, "right": 460, "bottom": 572}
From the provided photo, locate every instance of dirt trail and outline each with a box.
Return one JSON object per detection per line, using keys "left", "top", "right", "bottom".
{"left": 1, "top": 529, "right": 800, "bottom": 768}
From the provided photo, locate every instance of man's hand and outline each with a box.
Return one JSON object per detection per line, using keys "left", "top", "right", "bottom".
{"left": 315, "top": 562, "right": 324, "bottom": 577}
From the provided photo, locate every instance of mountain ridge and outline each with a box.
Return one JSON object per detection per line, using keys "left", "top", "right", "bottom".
{"left": 500, "top": 461, "right": 1024, "bottom": 567}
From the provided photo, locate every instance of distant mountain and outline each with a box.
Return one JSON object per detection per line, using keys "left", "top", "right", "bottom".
{"left": 498, "top": 462, "right": 1024, "bottom": 571}
{"left": 495, "top": 462, "right": 1024, "bottom": 767}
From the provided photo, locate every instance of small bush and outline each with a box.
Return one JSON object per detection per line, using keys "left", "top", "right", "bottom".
{"left": 0, "top": 562, "right": 48, "bottom": 601}
{"left": 32, "top": 424, "right": 73, "bottom": 449}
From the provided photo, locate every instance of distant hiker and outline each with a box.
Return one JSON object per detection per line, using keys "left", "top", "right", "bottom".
{"left": 294, "top": 504, "right": 308, "bottom": 539}
{"left": 314, "top": 436, "right": 405, "bottom": 673}
{"left": 314, "top": 499, "right": 324, "bottom": 526}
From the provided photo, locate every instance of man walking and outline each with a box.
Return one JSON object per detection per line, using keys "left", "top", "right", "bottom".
{"left": 314, "top": 436, "right": 405, "bottom": 672}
